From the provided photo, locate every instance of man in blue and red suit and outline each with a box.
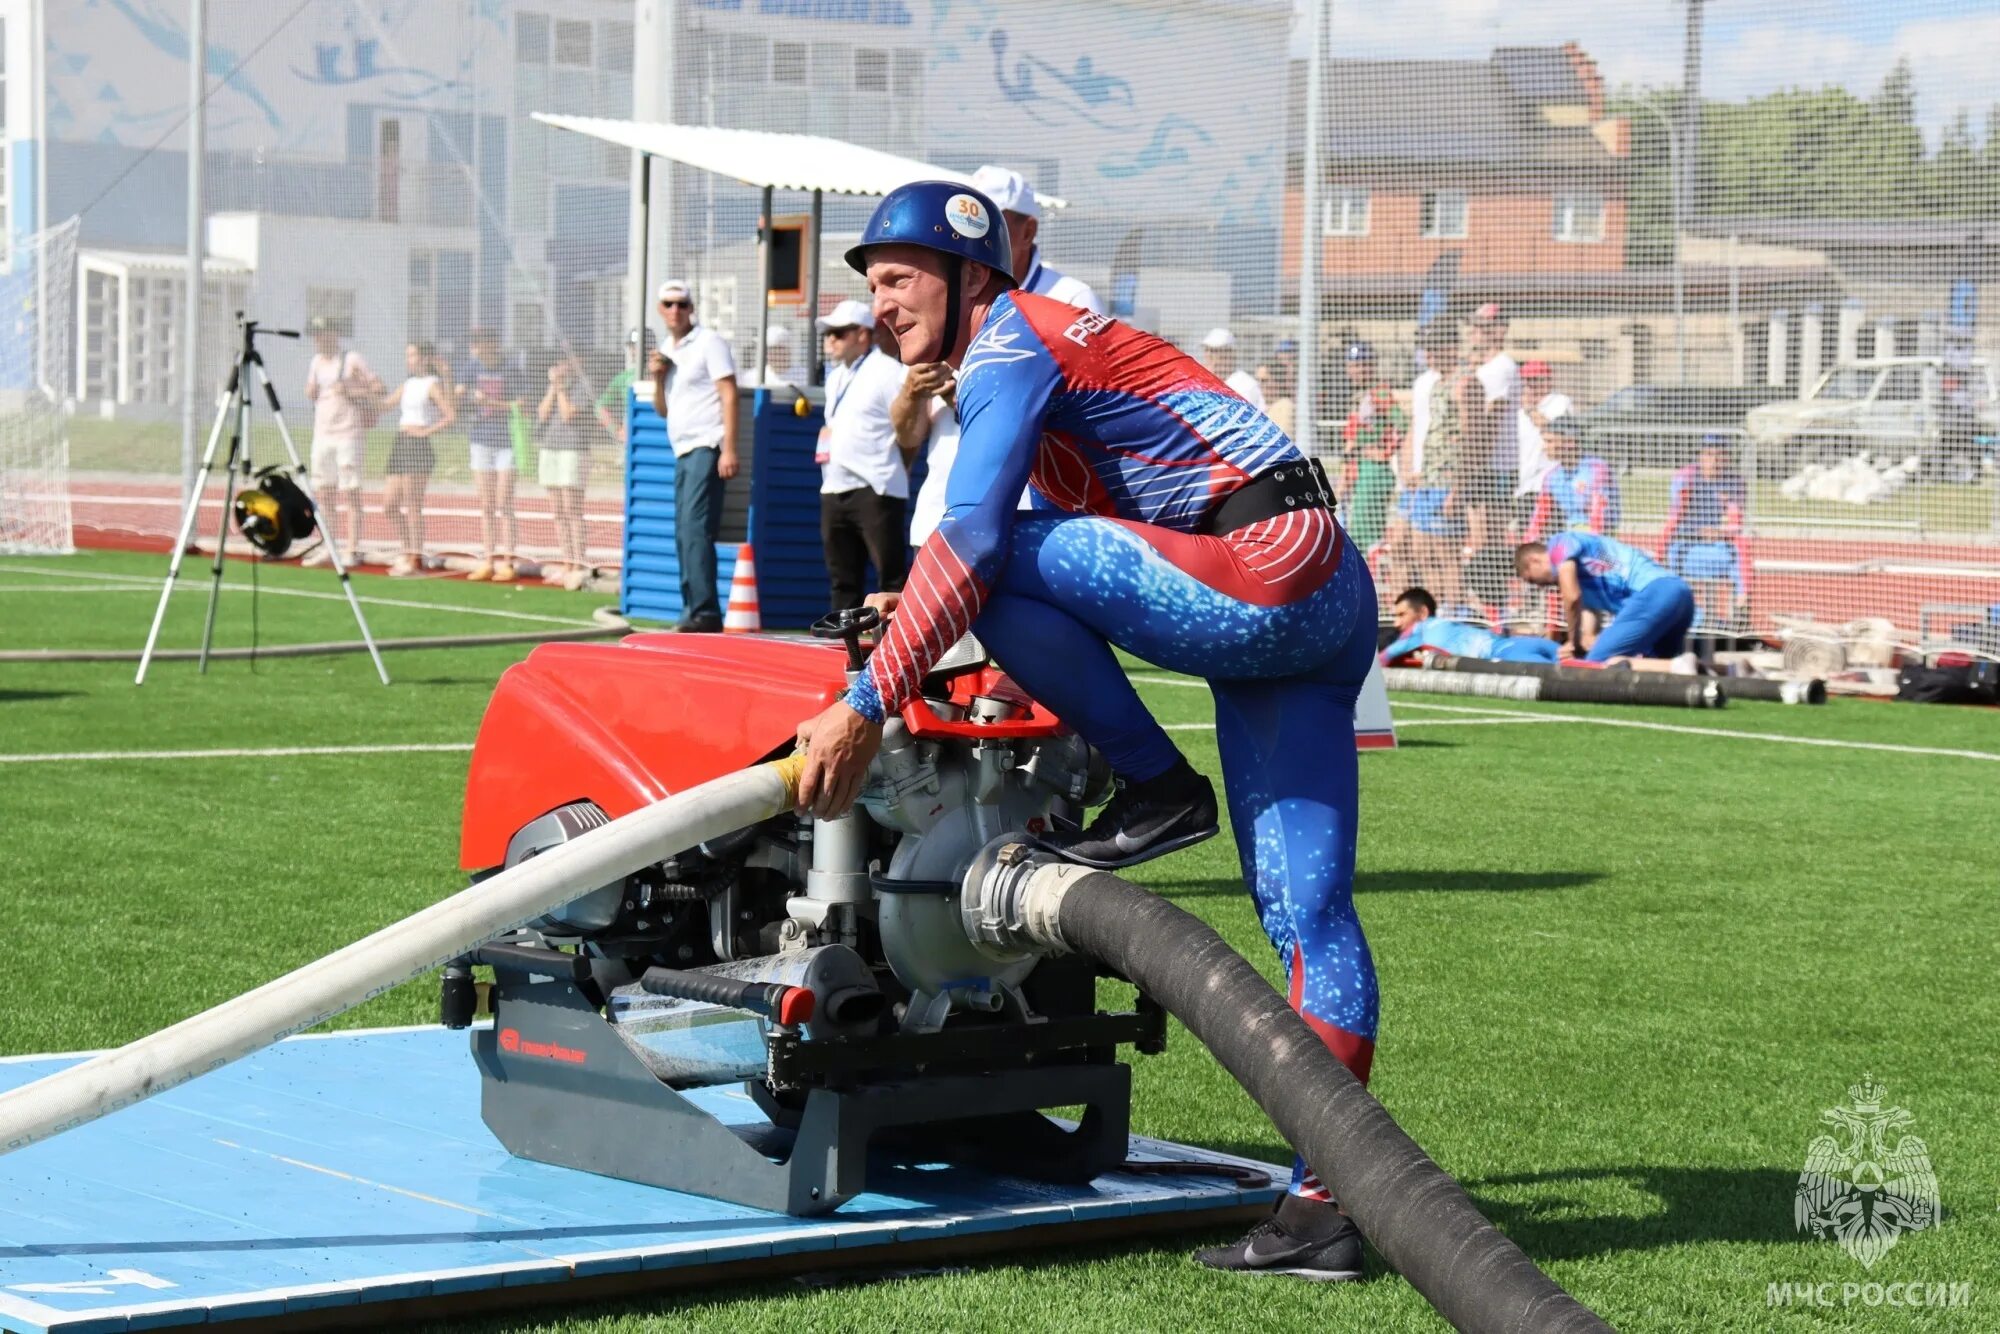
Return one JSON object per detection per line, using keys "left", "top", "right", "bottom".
{"left": 793, "top": 181, "right": 1379, "bottom": 1280}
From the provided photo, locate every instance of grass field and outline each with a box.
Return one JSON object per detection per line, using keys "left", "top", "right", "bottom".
{"left": 2, "top": 550, "right": 1996, "bottom": 1332}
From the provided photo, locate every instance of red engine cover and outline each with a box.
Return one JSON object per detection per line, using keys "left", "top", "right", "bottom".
{"left": 458, "top": 633, "right": 849, "bottom": 871}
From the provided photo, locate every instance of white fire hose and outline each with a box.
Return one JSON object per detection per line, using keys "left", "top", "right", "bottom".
{"left": 0, "top": 756, "right": 807, "bottom": 1154}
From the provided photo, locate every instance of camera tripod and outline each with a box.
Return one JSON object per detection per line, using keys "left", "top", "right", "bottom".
{"left": 136, "top": 315, "right": 389, "bottom": 685}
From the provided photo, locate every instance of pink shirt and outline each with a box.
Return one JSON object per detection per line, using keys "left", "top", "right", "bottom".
{"left": 308, "top": 351, "right": 375, "bottom": 443}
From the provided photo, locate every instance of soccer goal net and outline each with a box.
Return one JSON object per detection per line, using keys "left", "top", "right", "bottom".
{"left": 0, "top": 217, "right": 78, "bottom": 556}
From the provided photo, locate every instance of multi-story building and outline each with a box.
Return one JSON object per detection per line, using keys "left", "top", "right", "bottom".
{"left": 1286, "top": 44, "right": 1630, "bottom": 289}
{"left": 15, "top": 0, "right": 633, "bottom": 416}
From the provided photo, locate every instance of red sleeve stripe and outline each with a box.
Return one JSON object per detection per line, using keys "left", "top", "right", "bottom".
{"left": 867, "top": 534, "right": 988, "bottom": 714}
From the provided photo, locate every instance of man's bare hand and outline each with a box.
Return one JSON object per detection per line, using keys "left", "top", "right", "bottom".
{"left": 794, "top": 700, "right": 882, "bottom": 820}
{"left": 718, "top": 447, "right": 740, "bottom": 480}
{"left": 904, "top": 362, "right": 954, "bottom": 401}
{"left": 863, "top": 591, "right": 900, "bottom": 618}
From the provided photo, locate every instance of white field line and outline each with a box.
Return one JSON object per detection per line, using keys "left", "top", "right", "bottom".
{"left": 0, "top": 562, "right": 594, "bottom": 626}
{"left": 1163, "top": 716, "right": 1562, "bottom": 733}
{"left": 0, "top": 583, "right": 154, "bottom": 592}
{"left": 0, "top": 742, "right": 474, "bottom": 765}
{"left": 1390, "top": 699, "right": 2000, "bottom": 763}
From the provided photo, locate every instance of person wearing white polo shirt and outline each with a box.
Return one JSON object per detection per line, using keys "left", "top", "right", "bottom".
{"left": 647, "top": 279, "right": 738, "bottom": 633}
{"left": 970, "top": 164, "right": 1103, "bottom": 314}
{"left": 761, "top": 324, "right": 798, "bottom": 393}
{"left": 1200, "top": 327, "right": 1267, "bottom": 411}
{"left": 815, "top": 298, "right": 913, "bottom": 611}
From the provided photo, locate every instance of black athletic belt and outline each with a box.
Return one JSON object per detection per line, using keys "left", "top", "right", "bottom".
{"left": 1200, "top": 457, "right": 1335, "bottom": 536}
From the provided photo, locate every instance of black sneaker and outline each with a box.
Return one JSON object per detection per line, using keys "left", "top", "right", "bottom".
{"left": 1194, "top": 1198, "right": 1364, "bottom": 1282}
{"left": 674, "top": 614, "right": 724, "bottom": 634}
{"left": 1036, "top": 767, "right": 1218, "bottom": 870}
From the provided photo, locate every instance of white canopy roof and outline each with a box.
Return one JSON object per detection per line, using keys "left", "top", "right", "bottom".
{"left": 533, "top": 114, "right": 1066, "bottom": 210}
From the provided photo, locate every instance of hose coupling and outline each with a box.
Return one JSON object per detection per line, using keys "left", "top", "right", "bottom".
{"left": 959, "top": 835, "right": 1092, "bottom": 955}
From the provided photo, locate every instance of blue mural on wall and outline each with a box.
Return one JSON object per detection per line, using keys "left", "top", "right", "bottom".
{"left": 1099, "top": 115, "right": 1214, "bottom": 181}
{"left": 100, "top": 0, "right": 284, "bottom": 130}
{"left": 988, "top": 31, "right": 1136, "bottom": 133}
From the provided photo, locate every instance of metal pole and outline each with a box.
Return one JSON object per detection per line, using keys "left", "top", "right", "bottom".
{"left": 807, "top": 189, "right": 823, "bottom": 387}
{"left": 757, "top": 185, "right": 773, "bottom": 383}
{"left": 1670, "top": 129, "right": 1685, "bottom": 385}
{"left": 1680, "top": 0, "right": 1705, "bottom": 230}
{"left": 1634, "top": 94, "right": 1685, "bottom": 385}
{"left": 631, "top": 152, "right": 652, "bottom": 370}
{"left": 1728, "top": 233, "right": 1741, "bottom": 385}
{"left": 180, "top": 0, "right": 207, "bottom": 509}
{"left": 1296, "top": 0, "right": 1327, "bottom": 458}
{"left": 30, "top": 0, "right": 50, "bottom": 396}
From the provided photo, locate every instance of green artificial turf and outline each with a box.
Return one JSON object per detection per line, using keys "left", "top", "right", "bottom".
{"left": 2, "top": 551, "right": 1996, "bottom": 1332}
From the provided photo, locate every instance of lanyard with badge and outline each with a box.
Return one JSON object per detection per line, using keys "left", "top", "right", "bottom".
{"left": 827, "top": 350, "right": 873, "bottom": 420}
{"left": 817, "top": 350, "right": 871, "bottom": 465}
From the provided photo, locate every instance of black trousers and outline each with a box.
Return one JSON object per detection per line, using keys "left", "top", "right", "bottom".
{"left": 821, "top": 488, "right": 909, "bottom": 611}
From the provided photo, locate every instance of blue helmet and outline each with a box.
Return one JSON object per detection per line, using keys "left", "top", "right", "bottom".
{"left": 845, "top": 180, "right": 1016, "bottom": 285}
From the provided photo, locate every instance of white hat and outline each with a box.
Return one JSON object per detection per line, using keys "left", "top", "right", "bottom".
{"left": 765, "top": 324, "right": 793, "bottom": 351}
{"left": 1200, "top": 327, "right": 1236, "bottom": 350}
{"left": 815, "top": 298, "right": 876, "bottom": 332}
{"left": 656, "top": 278, "right": 692, "bottom": 303}
{"left": 971, "top": 165, "right": 1039, "bottom": 220}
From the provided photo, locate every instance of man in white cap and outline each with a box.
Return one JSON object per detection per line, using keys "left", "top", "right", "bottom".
{"left": 815, "top": 297, "right": 914, "bottom": 611}
{"left": 647, "top": 279, "right": 738, "bottom": 632}
{"left": 1200, "top": 327, "right": 1267, "bottom": 411}
{"left": 761, "top": 324, "right": 797, "bottom": 393}
{"left": 969, "top": 165, "right": 1103, "bottom": 314}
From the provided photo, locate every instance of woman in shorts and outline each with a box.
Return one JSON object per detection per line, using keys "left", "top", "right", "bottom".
{"left": 535, "top": 353, "right": 591, "bottom": 589}
{"left": 381, "top": 342, "right": 454, "bottom": 577}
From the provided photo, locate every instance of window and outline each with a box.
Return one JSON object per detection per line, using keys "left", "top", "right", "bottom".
{"left": 516, "top": 12, "right": 549, "bottom": 64}
{"left": 599, "top": 19, "right": 633, "bottom": 73}
{"left": 554, "top": 19, "right": 592, "bottom": 68}
{"left": 1879, "top": 366, "right": 1923, "bottom": 401}
{"left": 811, "top": 43, "right": 849, "bottom": 89}
{"left": 772, "top": 41, "right": 807, "bottom": 85}
{"left": 307, "top": 288, "right": 356, "bottom": 338}
{"left": 1322, "top": 187, "right": 1369, "bottom": 238}
{"left": 1419, "top": 190, "right": 1468, "bottom": 239}
{"left": 855, "top": 48, "right": 889, "bottom": 93}
{"left": 1553, "top": 192, "right": 1605, "bottom": 244}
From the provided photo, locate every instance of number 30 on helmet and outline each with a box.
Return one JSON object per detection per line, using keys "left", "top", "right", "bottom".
{"left": 844, "top": 180, "right": 1017, "bottom": 284}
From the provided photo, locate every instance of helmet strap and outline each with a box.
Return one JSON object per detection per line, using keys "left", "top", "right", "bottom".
{"left": 942, "top": 256, "right": 964, "bottom": 363}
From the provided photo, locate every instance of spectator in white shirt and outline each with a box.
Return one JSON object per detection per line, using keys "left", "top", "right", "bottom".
{"left": 647, "top": 279, "right": 738, "bottom": 632}
{"left": 815, "top": 298, "right": 914, "bottom": 611}
{"left": 302, "top": 316, "right": 382, "bottom": 568}
{"left": 970, "top": 165, "right": 1104, "bottom": 313}
{"left": 1462, "top": 301, "right": 1521, "bottom": 612}
{"left": 1514, "top": 360, "right": 1574, "bottom": 525}
{"left": 761, "top": 324, "right": 798, "bottom": 393}
{"left": 1200, "top": 327, "right": 1267, "bottom": 410}
{"left": 894, "top": 360, "right": 959, "bottom": 550}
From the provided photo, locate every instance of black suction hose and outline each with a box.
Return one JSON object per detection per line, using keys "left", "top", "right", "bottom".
{"left": 1053, "top": 872, "right": 1609, "bottom": 1333}
{"left": 1427, "top": 654, "right": 1823, "bottom": 704}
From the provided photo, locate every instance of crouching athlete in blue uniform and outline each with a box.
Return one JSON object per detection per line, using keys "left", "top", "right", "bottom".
{"left": 793, "top": 182, "right": 1377, "bottom": 1279}
{"left": 1515, "top": 532, "right": 1697, "bottom": 663}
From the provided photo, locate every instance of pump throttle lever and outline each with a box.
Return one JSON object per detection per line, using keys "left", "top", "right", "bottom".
{"left": 639, "top": 966, "right": 816, "bottom": 1028}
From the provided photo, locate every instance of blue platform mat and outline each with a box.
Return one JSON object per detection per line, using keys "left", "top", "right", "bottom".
{"left": 0, "top": 1027, "right": 1278, "bottom": 1332}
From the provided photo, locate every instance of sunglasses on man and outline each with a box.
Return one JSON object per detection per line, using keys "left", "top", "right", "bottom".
{"left": 658, "top": 298, "right": 692, "bottom": 310}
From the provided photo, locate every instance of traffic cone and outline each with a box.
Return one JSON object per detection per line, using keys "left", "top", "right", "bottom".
{"left": 724, "top": 543, "right": 762, "bottom": 633}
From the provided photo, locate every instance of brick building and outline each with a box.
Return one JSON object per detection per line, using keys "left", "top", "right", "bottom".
{"left": 1285, "top": 43, "right": 1629, "bottom": 285}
